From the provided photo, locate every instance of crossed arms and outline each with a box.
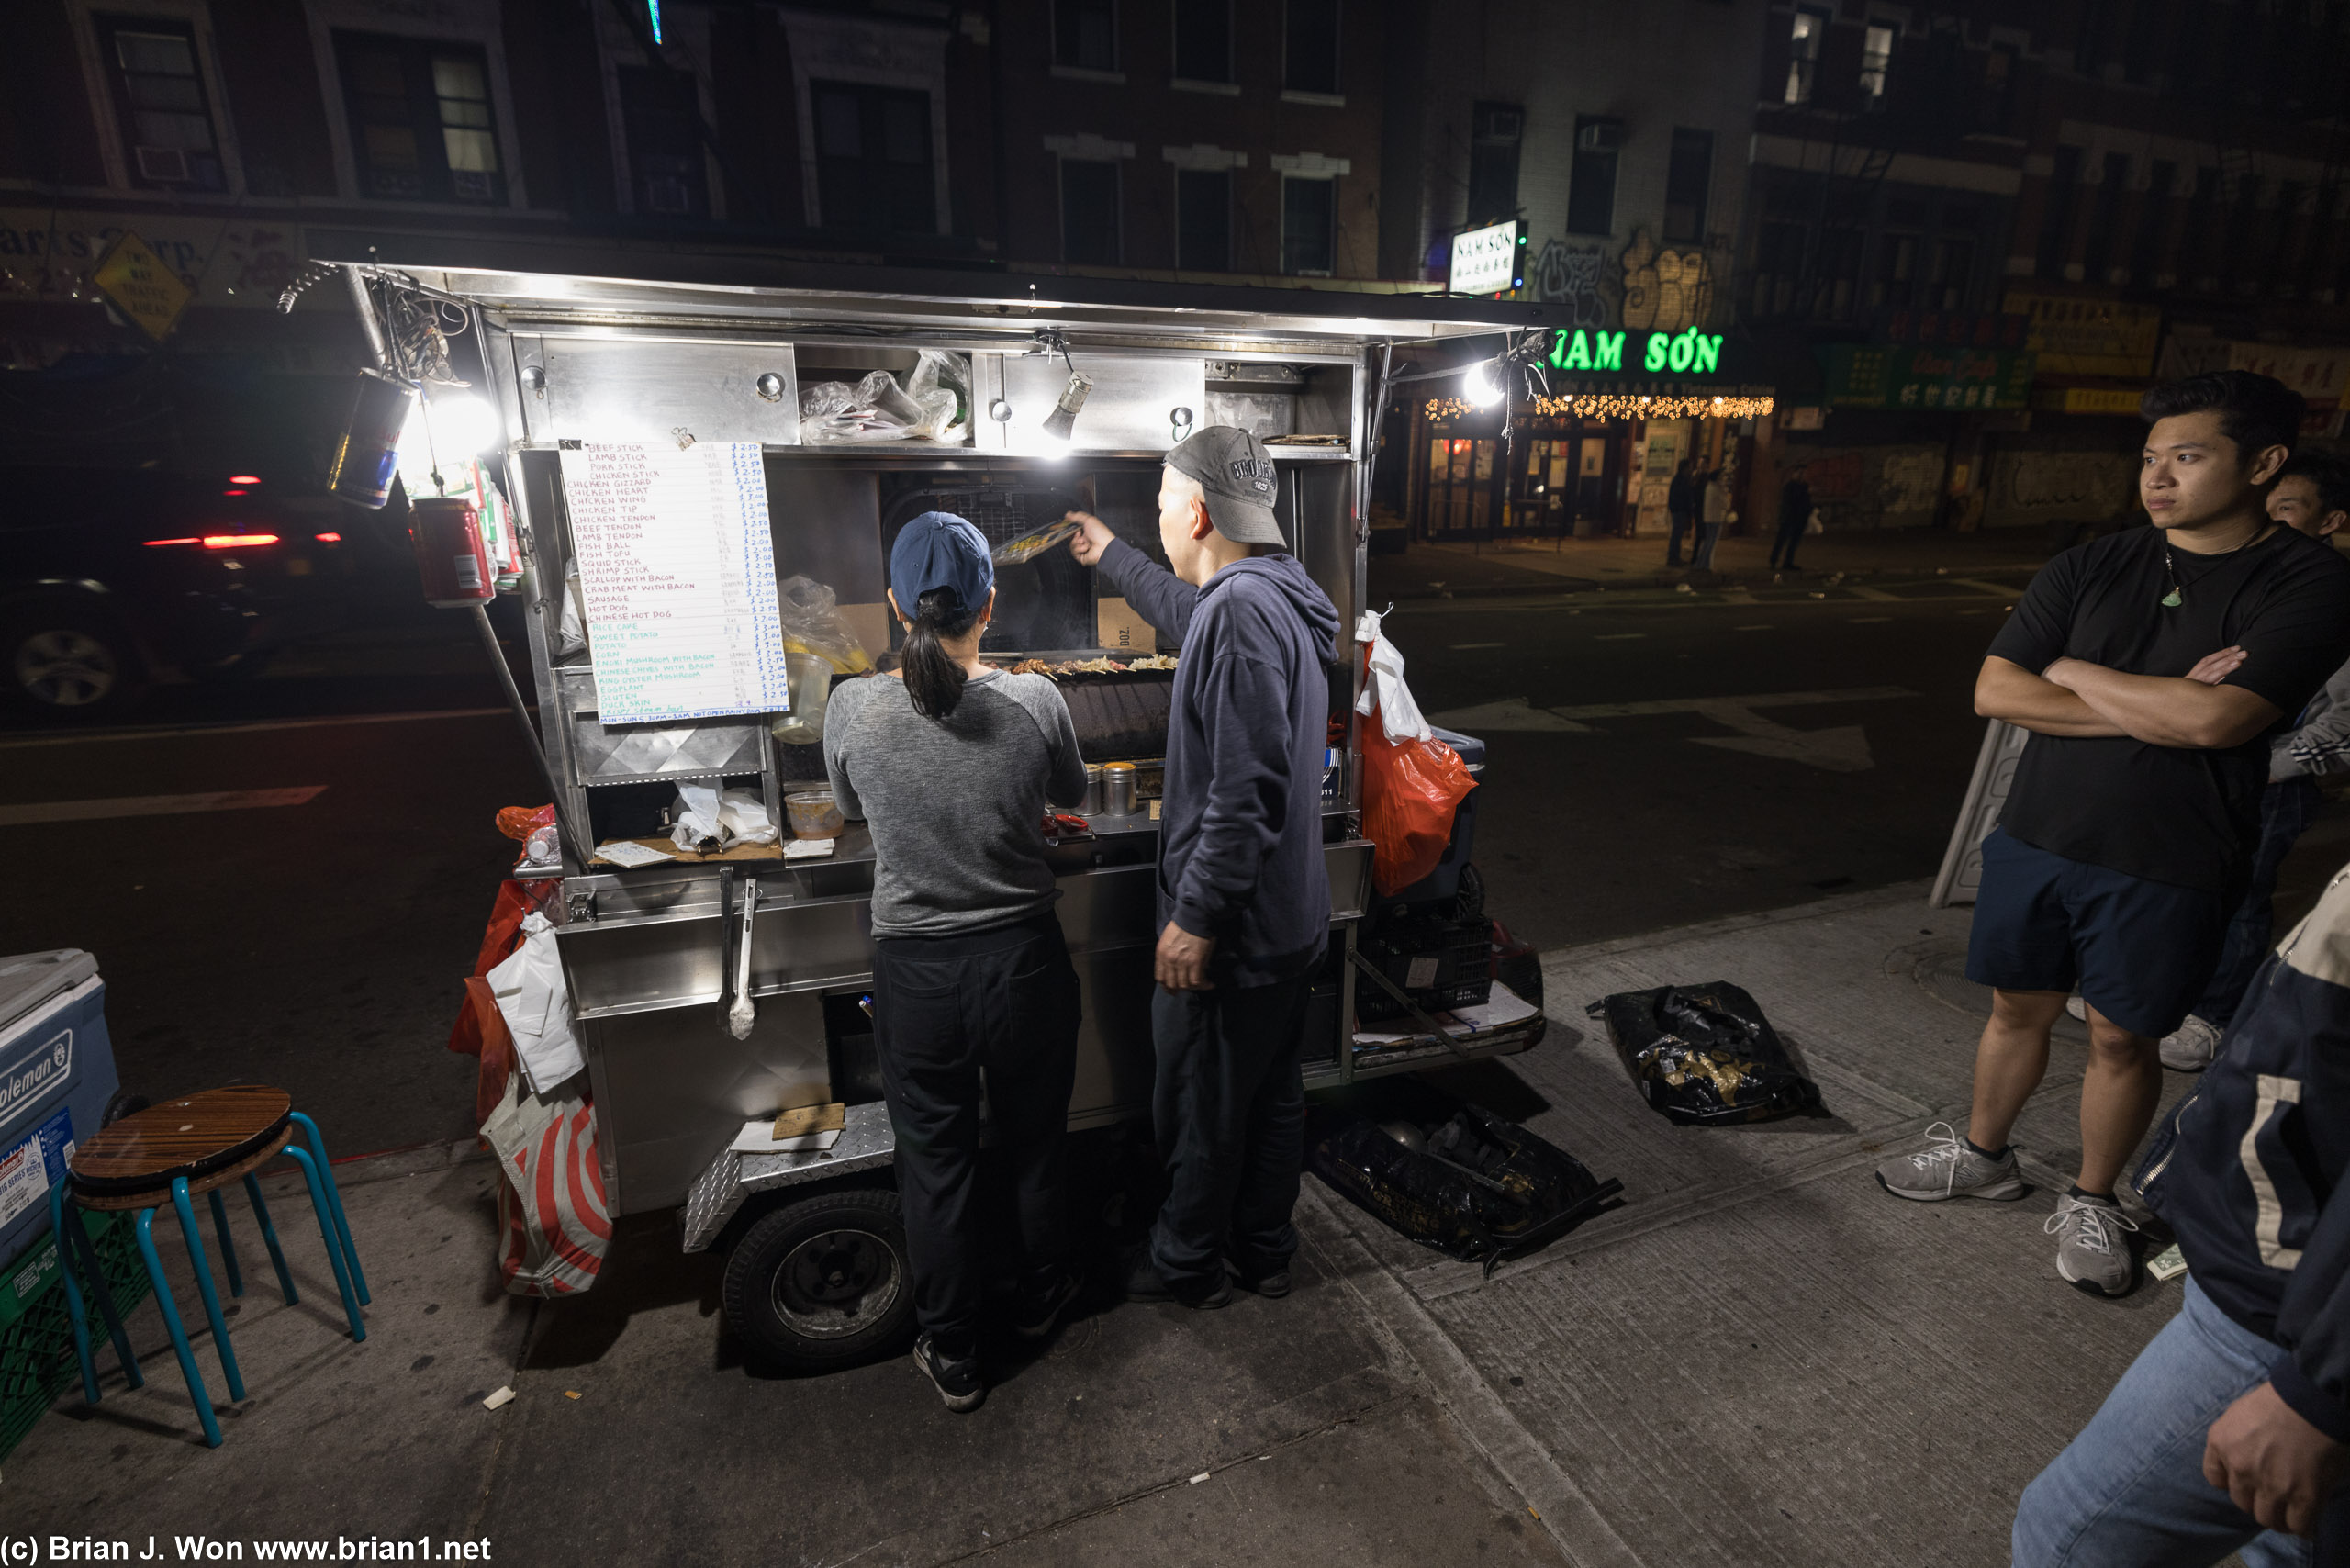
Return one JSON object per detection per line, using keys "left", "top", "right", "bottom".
{"left": 1976, "top": 647, "right": 2282, "bottom": 749}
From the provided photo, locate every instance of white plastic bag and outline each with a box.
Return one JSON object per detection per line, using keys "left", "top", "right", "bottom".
{"left": 717, "top": 787, "right": 778, "bottom": 846}
{"left": 669, "top": 782, "right": 726, "bottom": 853}
{"left": 481, "top": 1070, "right": 607, "bottom": 1296}
{"left": 1353, "top": 610, "right": 1432, "bottom": 743}
{"left": 486, "top": 912, "right": 586, "bottom": 1096}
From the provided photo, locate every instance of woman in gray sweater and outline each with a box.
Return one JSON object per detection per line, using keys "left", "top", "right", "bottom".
{"left": 822, "top": 510, "right": 1089, "bottom": 1412}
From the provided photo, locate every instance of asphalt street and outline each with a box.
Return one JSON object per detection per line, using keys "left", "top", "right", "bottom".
{"left": 0, "top": 585, "right": 2033, "bottom": 1158}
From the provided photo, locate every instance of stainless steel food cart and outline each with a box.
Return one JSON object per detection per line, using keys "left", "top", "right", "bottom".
{"left": 317, "top": 248, "right": 1568, "bottom": 1365}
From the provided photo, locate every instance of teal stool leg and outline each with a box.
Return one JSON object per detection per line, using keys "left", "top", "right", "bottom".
{"left": 243, "top": 1173, "right": 298, "bottom": 1304}
{"left": 50, "top": 1181, "right": 100, "bottom": 1405}
{"left": 206, "top": 1188, "right": 244, "bottom": 1298}
{"left": 284, "top": 1148, "right": 364, "bottom": 1341}
{"left": 55, "top": 1191, "right": 142, "bottom": 1394}
{"left": 289, "top": 1114, "right": 367, "bottom": 1305}
{"left": 136, "top": 1207, "right": 222, "bottom": 1448}
{"left": 169, "top": 1177, "right": 245, "bottom": 1402}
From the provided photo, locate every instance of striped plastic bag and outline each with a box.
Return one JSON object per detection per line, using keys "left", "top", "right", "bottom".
{"left": 481, "top": 1073, "right": 610, "bottom": 1296}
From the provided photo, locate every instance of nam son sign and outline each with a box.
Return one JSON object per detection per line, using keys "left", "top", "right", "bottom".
{"left": 1548, "top": 327, "right": 1724, "bottom": 375}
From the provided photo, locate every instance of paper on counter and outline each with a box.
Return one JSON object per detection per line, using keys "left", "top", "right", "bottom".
{"left": 782, "top": 837, "right": 836, "bottom": 860}
{"left": 593, "top": 840, "right": 675, "bottom": 868}
{"left": 730, "top": 1114, "right": 845, "bottom": 1156}
{"left": 1352, "top": 982, "right": 1542, "bottom": 1047}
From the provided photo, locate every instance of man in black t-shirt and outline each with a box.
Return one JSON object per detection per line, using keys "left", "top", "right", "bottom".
{"left": 1874, "top": 371, "right": 2350, "bottom": 1299}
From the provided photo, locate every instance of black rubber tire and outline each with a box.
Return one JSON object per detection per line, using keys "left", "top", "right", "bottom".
{"left": 1, "top": 603, "right": 144, "bottom": 717}
{"left": 1497, "top": 945, "right": 1544, "bottom": 1014}
{"left": 722, "top": 1187, "right": 914, "bottom": 1372}
{"left": 100, "top": 1090, "right": 151, "bottom": 1127}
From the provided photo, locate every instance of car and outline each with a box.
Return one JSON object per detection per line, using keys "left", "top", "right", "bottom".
{"left": 0, "top": 465, "right": 410, "bottom": 718}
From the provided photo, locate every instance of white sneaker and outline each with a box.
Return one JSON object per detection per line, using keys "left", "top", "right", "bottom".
{"left": 2159, "top": 1014, "right": 2223, "bottom": 1071}
{"left": 1874, "top": 1122, "right": 2029, "bottom": 1202}
{"left": 2046, "top": 1194, "right": 2140, "bottom": 1297}
{"left": 2064, "top": 994, "right": 2087, "bottom": 1022}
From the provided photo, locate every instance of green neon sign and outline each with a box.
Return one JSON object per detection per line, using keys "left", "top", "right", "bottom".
{"left": 1548, "top": 328, "right": 1722, "bottom": 375}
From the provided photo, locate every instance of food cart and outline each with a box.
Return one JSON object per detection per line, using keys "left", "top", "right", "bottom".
{"left": 312, "top": 249, "right": 1566, "bottom": 1367}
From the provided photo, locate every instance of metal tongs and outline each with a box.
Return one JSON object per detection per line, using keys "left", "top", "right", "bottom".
{"left": 719, "top": 867, "right": 760, "bottom": 1040}
{"left": 991, "top": 519, "right": 1082, "bottom": 566}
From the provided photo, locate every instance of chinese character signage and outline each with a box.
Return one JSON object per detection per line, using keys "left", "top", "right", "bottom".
{"left": 1821, "top": 344, "right": 2035, "bottom": 410}
{"left": 1449, "top": 221, "right": 1522, "bottom": 295}
{"left": 2002, "top": 290, "right": 2162, "bottom": 378}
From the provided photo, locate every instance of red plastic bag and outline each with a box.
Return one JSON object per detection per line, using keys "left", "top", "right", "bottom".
{"left": 448, "top": 878, "right": 562, "bottom": 1124}
{"left": 1360, "top": 713, "right": 1477, "bottom": 896}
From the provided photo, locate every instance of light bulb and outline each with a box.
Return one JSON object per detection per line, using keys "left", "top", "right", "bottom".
{"left": 1463, "top": 362, "right": 1505, "bottom": 408}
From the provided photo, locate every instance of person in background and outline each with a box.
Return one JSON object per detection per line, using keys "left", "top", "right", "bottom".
{"left": 823, "top": 511, "right": 1089, "bottom": 1413}
{"left": 1666, "top": 459, "right": 1698, "bottom": 567}
{"left": 2161, "top": 451, "right": 2350, "bottom": 1070}
{"left": 1693, "top": 466, "right": 1729, "bottom": 571}
{"left": 2011, "top": 862, "right": 2350, "bottom": 1565}
{"left": 1873, "top": 371, "right": 2350, "bottom": 1299}
{"left": 1774, "top": 465, "right": 1814, "bottom": 572}
{"left": 1066, "top": 427, "right": 1342, "bottom": 1310}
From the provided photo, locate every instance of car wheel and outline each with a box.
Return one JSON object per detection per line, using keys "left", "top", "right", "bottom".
{"left": 3, "top": 609, "right": 141, "bottom": 716}
{"left": 722, "top": 1187, "right": 913, "bottom": 1372}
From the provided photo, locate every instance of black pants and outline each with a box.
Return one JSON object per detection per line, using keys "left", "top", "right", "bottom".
{"left": 1147, "top": 975, "right": 1312, "bottom": 1292}
{"left": 1770, "top": 514, "right": 1807, "bottom": 567}
{"left": 1666, "top": 510, "right": 1695, "bottom": 564}
{"left": 872, "top": 913, "right": 1080, "bottom": 1349}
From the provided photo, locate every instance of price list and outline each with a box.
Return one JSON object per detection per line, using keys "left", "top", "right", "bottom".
{"left": 558, "top": 441, "right": 792, "bottom": 724}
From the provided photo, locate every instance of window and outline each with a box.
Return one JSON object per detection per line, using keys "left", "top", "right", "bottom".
{"left": 1751, "top": 218, "right": 1806, "bottom": 318}
{"left": 335, "top": 33, "right": 505, "bottom": 204}
{"left": 811, "top": 81, "right": 934, "bottom": 232}
{"left": 1871, "top": 230, "right": 1919, "bottom": 308}
{"left": 1929, "top": 233, "right": 1975, "bottom": 309}
{"left": 1978, "top": 45, "right": 2017, "bottom": 133}
{"left": 1860, "top": 24, "right": 1894, "bottom": 106}
{"left": 1567, "top": 118, "right": 1619, "bottom": 236}
{"left": 2082, "top": 152, "right": 2130, "bottom": 283}
{"left": 618, "top": 66, "right": 707, "bottom": 218}
{"left": 1281, "top": 176, "right": 1336, "bottom": 274}
{"left": 1060, "top": 159, "right": 1121, "bottom": 264}
{"left": 2133, "top": 160, "right": 2177, "bottom": 283}
{"left": 2036, "top": 145, "right": 2081, "bottom": 279}
{"left": 1176, "top": 167, "right": 1230, "bottom": 271}
{"left": 1054, "top": 0, "right": 1116, "bottom": 73}
{"left": 1465, "top": 103, "right": 1521, "bottom": 227}
{"left": 1172, "top": 0, "right": 1233, "bottom": 84}
{"left": 95, "top": 17, "right": 226, "bottom": 191}
{"left": 1663, "top": 128, "right": 1712, "bottom": 243}
{"left": 1284, "top": 0, "right": 1340, "bottom": 95}
{"left": 1785, "top": 10, "right": 1827, "bottom": 105}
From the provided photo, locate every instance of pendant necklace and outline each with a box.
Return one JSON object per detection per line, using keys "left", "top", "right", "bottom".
{"left": 2161, "top": 525, "right": 2274, "bottom": 608}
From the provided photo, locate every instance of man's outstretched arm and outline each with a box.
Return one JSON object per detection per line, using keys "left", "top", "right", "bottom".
{"left": 1975, "top": 656, "right": 2129, "bottom": 737}
{"left": 2047, "top": 649, "right": 2280, "bottom": 749}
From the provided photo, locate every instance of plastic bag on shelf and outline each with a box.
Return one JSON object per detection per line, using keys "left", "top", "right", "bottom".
{"left": 907, "top": 349, "right": 970, "bottom": 443}
{"left": 717, "top": 788, "right": 778, "bottom": 846}
{"left": 777, "top": 575, "right": 875, "bottom": 674}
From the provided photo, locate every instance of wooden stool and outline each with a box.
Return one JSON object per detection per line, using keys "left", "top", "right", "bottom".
{"left": 49, "top": 1085, "right": 369, "bottom": 1448}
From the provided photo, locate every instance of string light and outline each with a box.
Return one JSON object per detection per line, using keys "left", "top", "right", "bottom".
{"left": 1424, "top": 393, "right": 1776, "bottom": 423}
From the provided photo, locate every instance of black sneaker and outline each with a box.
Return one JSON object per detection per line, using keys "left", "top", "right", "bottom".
{"left": 1012, "top": 1270, "right": 1082, "bottom": 1340}
{"left": 1227, "top": 1260, "right": 1292, "bottom": 1299}
{"left": 912, "top": 1333, "right": 985, "bottom": 1412}
{"left": 1122, "top": 1250, "right": 1231, "bottom": 1309}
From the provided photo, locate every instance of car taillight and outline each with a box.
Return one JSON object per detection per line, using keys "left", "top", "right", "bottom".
{"left": 314, "top": 532, "right": 342, "bottom": 543}
{"left": 144, "top": 537, "right": 199, "bottom": 547}
{"left": 202, "top": 533, "right": 279, "bottom": 549}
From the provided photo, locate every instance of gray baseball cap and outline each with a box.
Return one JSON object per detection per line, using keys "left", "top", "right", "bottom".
{"left": 1167, "top": 426, "right": 1283, "bottom": 545}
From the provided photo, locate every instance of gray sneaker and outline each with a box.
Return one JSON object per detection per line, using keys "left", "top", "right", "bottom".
{"left": 2159, "top": 1014, "right": 2223, "bottom": 1071}
{"left": 2046, "top": 1194, "right": 2140, "bottom": 1296}
{"left": 1874, "top": 1121, "right": 2029, "bottom": 1202}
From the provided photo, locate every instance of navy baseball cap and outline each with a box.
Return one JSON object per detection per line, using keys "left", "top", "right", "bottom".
{"left": 890, "top": 510, "right": 992, "bottom": 622}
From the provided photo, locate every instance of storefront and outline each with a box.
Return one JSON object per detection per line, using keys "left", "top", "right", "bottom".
{"left": 1406, "top": 327, "right": 1774, "bottom": 541}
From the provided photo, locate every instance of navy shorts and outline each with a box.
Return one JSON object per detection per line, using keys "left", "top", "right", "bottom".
{"left": 1965, "top": 828, "right": 2229, "bottom": 1039}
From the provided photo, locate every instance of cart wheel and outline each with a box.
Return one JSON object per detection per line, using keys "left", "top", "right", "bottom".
{"left": 1454, "top": 862, "right": 1485, "bottom": 923}
{"left": 722, "top": 1188, "right": 913, "bottom": 1372}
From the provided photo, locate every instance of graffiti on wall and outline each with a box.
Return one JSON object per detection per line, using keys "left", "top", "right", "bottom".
{"left": 1879, "top": 451, "right": 1946, "bottom": 516}
{"left": 1526, "top": 240, "right": 1612, "bottom": 327}
{"left": 1987, "top": 451, "right": 2139, "bottom": 522}
{"left": 1619, "top": 230, "right": 1714, "bottom": 334}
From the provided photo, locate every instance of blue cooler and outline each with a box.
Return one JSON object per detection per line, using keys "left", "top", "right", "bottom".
{"left": 0, "top": 951, "right": 119, "bottom": 1271}
{"left": 1389, "top": 725, "right": 1485, "bottom": 906}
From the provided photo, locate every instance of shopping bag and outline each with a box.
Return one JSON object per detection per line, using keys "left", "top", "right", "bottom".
{"left": 486, "top": 913, "right": 587, "bottom": 1096}
{"left": 482, "top": 1072, "right": 609, "bottom": 1296}
{"left": 1353, "top": 611, "right": 1477, "bottom": 896}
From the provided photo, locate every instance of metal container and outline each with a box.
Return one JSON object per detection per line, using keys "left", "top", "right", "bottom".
{"left": 1083, "top": 764, "right": 1103, "bottom": 815}
{"left": 1101, "top": 761, "right": 1136, "bottom": 817}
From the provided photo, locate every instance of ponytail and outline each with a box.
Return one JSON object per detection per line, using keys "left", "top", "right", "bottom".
{"left": 903, "top": 588, "right": 979, "bottom": 719}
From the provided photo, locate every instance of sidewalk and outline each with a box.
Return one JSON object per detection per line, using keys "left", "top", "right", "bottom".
{"left": 6, "top": 879, "right": 2226, "bottom": 1566}
{"left": 1368, "top": 526, "right": 2058, "bottom": 606}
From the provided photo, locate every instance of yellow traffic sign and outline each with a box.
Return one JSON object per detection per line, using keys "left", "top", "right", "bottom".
{"left": 93, "top": 230, "right": 193, "bottom": 342}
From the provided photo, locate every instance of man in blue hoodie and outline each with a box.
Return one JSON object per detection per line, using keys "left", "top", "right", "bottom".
{"left": 1068, "top": 426, "right": 1342, "bottom": 1309}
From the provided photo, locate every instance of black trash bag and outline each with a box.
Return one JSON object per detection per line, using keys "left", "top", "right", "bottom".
{"left": 1588, "top": 981, "right": 1824, "bottom": 1126}
{"left": 1308, "top": 1081, "right": 1624, "bottom": 1276}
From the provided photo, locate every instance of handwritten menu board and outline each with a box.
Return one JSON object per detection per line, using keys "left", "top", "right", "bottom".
{"left": 558, "top": 442, "right": 791, "bottom": 724}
